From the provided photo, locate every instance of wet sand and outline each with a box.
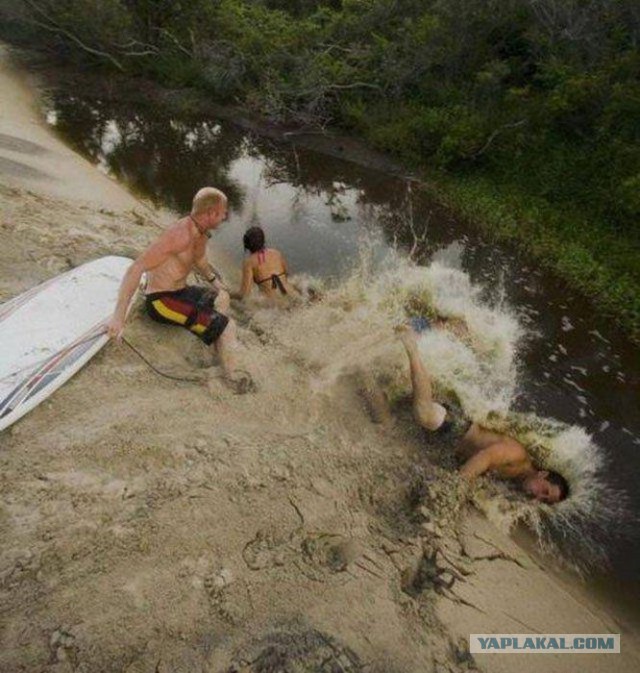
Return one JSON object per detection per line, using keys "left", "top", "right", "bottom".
{"left": 1, "top": 43, "right": 639, "bottom": 673}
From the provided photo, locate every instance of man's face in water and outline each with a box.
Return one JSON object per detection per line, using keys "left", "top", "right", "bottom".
{"left": 523, "top": 471, "right": 562, "bottom": 504}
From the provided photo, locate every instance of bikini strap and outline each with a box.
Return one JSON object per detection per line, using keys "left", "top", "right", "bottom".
{"left": 272, "top": 273, "right": 288, "bottom": 295}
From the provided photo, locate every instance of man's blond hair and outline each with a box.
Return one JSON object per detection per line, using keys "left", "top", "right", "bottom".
{"left": 192, "top": 187, "right": 227, "bottom": 215}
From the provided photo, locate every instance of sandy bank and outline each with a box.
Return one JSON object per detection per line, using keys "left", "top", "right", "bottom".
{"left": 1, "top": 43, "right": 638, "bottom": 673}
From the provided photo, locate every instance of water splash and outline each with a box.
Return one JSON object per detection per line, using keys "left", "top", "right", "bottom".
{"left": 475, "top": 413, "right": 634, "bottom": 572}
{"left": 257, "top": 246, "right": 627, "bottom": 571}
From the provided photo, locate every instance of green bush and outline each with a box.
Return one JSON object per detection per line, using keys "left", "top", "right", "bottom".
{"left": 3, "top": 0, "right": 639, "bottom": 335}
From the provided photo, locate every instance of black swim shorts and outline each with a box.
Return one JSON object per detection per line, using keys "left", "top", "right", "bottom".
{"left": 145, "top": 286, "right": 229, "bottom": 345}
{"left": 436, "top": 400, "right": 473, "bottom": 441}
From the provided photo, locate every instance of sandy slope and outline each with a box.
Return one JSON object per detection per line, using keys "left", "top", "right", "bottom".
{"left": 0, "top": 44, "right": 638, "bottom": 673}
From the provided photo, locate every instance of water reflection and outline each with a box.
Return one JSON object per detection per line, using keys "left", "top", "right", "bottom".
{"left": 50, "top": 96, "right": 246, "bottom": 212}
{"left": 46, "top": 93, "right": 639, "bottom": 585}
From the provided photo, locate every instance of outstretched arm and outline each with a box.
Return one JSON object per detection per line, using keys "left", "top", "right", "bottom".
{"left": 459, "top": 442, "right": 520, "bottom": 481}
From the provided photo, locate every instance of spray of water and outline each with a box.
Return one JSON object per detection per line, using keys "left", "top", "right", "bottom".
{"left": 476, "top": 412, "right": 633, "bottom": 572}
{"left": 253, "top": 245, "right": 629, "bottom": 571}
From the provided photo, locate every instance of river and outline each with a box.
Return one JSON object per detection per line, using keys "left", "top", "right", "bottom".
{"left": 44, "top": 91, "right": 639, "bottom": 622}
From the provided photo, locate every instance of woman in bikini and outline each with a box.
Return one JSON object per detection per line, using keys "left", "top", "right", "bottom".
{"left": 233, "top": 226, "right": 299, "bottom": 301}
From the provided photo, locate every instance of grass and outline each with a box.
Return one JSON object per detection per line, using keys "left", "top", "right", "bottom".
{"left": 429, "top": 172, "right": 640, "bottom": 342}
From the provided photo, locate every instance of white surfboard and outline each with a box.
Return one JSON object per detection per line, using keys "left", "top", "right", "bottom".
{"left": 0, "top": 255, "right": 133, "bottom": 432}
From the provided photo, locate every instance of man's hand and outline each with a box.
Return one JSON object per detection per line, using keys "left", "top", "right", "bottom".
{"left": 210, "top": 276, "right": 226, "bottom": 293}
{"left": 107, "top": 314, "right": 125, "bottom": 341}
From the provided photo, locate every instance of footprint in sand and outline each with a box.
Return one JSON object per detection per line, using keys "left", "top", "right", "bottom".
{"left": 224, "top": 627, "right": 365, "bottom": 673}
{"left": 242, "top": 526, "right": 387, "bottom": 584}
{"left": 203, "top": 567, "right": 242, "bottom": 624}
{"left": 242, "top": 527, "right": 289, "bottom": 570}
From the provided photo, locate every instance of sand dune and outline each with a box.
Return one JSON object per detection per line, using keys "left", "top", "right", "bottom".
{"left": 1, "top": 44, "right": 638, "bottom": 673}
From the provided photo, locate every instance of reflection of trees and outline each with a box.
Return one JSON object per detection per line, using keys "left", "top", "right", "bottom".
{"left": 50, "top": 94, "right": 245, "bottom": 212}
{"left": 245, "top": 132, "right": 463, "bottom": 259}
{"left": 246, "top": 134, "right": 400, "bottom": 228}
{"left": 49, "top": 91, "right": 470, "bottom": 261}
{"left": 368, "top": 186, "right": 467, "bottom": 263}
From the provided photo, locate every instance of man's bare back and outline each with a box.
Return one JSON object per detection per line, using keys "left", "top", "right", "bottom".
{"left": 456, "top": 425, "right": 532, "bottom": 479}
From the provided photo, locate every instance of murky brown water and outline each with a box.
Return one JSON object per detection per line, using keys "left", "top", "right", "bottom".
{"left": 45, "top": 93, "right": 640, "bottom": 618}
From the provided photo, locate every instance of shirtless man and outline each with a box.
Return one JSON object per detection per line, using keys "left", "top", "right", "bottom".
{"left": 108, "top": 187, "right": 251, "bottom": 390}
{"left": 396, "top": 325, "right": 569, "bottom": 504}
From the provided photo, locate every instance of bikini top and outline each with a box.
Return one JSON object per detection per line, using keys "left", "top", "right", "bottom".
{"left": 254, "top": 249, "right": 288, "bottom": 295}
{"left": 256, "top": 273, "right": 288, "bottom": 295}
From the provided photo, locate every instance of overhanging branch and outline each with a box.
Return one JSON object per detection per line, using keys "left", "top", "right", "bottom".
{"left": 24, "top": 0, "right": 125, "bottom": 71}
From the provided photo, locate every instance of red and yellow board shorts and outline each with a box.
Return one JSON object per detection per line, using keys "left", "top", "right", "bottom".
{"left": 145, "top": 286, "right": 229, "bottom": 345}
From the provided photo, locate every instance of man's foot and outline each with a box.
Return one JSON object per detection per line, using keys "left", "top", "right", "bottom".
{"left": 226, "top": 368, "right": 257, "bottom": 395}
{"left": 394, "top": 323, "right": 419, "bottom": 353}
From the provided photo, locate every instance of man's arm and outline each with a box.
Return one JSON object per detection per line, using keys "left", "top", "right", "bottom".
{"left": 194, "top": 251, "right": 217, "bottom": 283}
{"left": 194, "top": 250, "right": 226, "bottom": 292}
{"left": 459, "top": 442, "right": 520, "bottom": 481}
{"left": 107, "top": 232, "right": 186, "bottom": 339}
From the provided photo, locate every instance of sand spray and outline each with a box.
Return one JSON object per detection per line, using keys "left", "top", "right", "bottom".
{"left": 246, "top": 242, "right": 632, "bottom": 571}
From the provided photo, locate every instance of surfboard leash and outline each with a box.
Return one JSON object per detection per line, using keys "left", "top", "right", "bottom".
{"left": 121, "top": 336, "right": 203, "bottom": 384}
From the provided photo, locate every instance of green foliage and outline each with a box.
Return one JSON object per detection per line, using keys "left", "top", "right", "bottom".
{"left": 618, "top": 174, "right": 640, "bottom": 219}
{"left": 3, "top": 0, "right": 639, "bottom": 334}
{"left": 45, "top": 0, "right": 132, "bottom": 42}
{"left": 436, "top": 174, "right": 640, "bottom": 340}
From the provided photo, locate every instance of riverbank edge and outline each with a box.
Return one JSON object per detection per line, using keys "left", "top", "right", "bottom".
{"left": 3, "top": 44, "right": 640, "bottom": 671}
{"left": 433, "top": 176, "right": 640, "bottom": 344}
{"left": 20, "top": 50, "right": 640, "bottom": 344}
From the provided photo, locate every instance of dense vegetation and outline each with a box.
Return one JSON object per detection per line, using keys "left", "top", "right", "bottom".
{"left": 2, "top": 0, "right": 639, "bottom": 335}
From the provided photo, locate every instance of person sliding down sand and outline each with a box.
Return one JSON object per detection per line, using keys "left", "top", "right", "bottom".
{"left": 232, "top": 226, "right": 300, "bottom": 302}
{"left": 107, "top": 187, "right": 254, "bottom": 393}
{"left": 394, "top": 324, "right": 570, "bottom": 504}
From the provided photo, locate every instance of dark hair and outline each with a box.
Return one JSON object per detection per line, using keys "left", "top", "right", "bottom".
{"left": 243, "top": 226, "right": 265, "bottom": 253}
{"left": 546, "top": 470, "right": 570, "bottom": 501}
